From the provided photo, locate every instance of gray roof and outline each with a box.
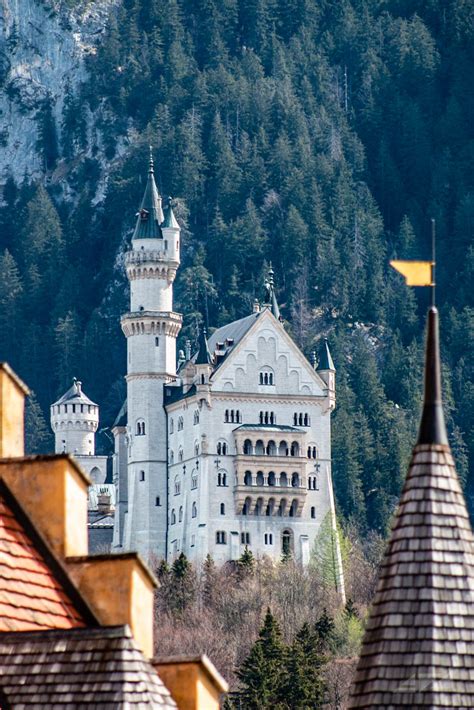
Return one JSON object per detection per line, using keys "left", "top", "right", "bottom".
{"left": 113, "top": 398, "right": 127, "bottom": 428}
{"left": 162, "top": 199, "right": 179, "bottom": 228}
{"left": 207, "top": 312, "right": 261, "bottom": 359}
{"left": 349, "top": 307, "right": 474, "bottom": 709}
{"left": 234, "top": 424, "right": 304, "bottom": 433}
{"left": 317, "top": 338, "right": 335, "bottom": 371}
{"left": 0, "top": 625, "right": 176, "bottom": 707}
{"left": 132, "top": 152, "right": 165, "bottom": 240}
{"left": 195, "top": 327, "right": 213, "bottom": 365}
{"left": 53, "top": 379, "right": 97, "bottom": 407}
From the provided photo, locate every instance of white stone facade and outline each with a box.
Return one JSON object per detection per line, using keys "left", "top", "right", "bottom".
{"left": 112, "top": 161, "right": 339, "bottom": 568}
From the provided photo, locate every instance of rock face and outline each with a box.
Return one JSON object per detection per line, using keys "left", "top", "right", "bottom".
{"left": 0, "top": 0, "right": 117, "bottom": 182}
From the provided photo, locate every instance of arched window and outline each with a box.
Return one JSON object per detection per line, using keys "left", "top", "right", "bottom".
{"left": 194, "top": 410, "right": 200, "bottom": 425}
{"left": 156, "top": 496, "right": 161, "bottom": 506}
{"left": 243, "top": 439, "right": 252, "bottom": 454}
{"left": 174, "top": 476, "right": 181, "bottom": 495}
{"left": 179, "top": 506, "right": 183, "bottom": 522}
{"left": 280, "top": 472, "right": 288, "bottom": 487}
{"left": 220, "top": 502, "right": 225, "bottom": 515}
{"left": 256, "top": 471, "right": 264, "bottom": 486}
{"left": 217, "top": 440, "right": 228, "bottom": 456}
{"left": 169, "top": 450, "right": 174, "bottom": 465}
{"left": 216, "top": 531, "right": 227, "bottom": 544}
{"left": 178, "top": 448, "right": 183, "bottom": 462}
{"left": 136, "top": 419, "right": 146, "bottom": 436}
{"left": 201, "top": 374, "right": 205, "bottom": 384}
{"left": 290, "top": 442, "right": 299, "bottom": 457}
{"left": 222, "top": 442, "right": 227, "bottom": 455}
{"left": 312, "top": 446, "right": 317, "bottom": 459}
{"left": 178, "top": 416, "right": 184, "bottom": 431}
{"left": 244, "top": 471, "right": 252, "bottom": 485}
{"left": 311, "top": 506, "right": 316, "bottom": 519}
{"left": 194, "top": 441, "right": 200, "bottom": 456}
{"left": 268, "top": 471, "right": 276, "bottom": 486}
{"left": 282, "top": 529, "right": 292, "bottom": 555}
{"left": 298, "top": 413, "right": 303, "bottom": 426}
{"left": 260, "top": 368, "right": 274, "bottom": 386}
{"left": 191, "top": 471, "right": 198, "bottom": 489}
{"left": 289, "top": 500, "right": 297, "bottom": 517}
{"left": 291, "top": 473, "right": 300, "bottom": 487}
{"left": 259, "top": 372, "right": 264, "bottom": 384}
{"left": 192, "top": 502, "right": 197, "bottom": 518}
{"left": 278, "top": 441, "right": 288, "bottom": 456}
{"left": 171, "top": 509, "right": 176, "bottom": 525}
{"left": 225, "top": 410, "right": 229, "bottom": 423}
{"left": 293, "top": 413, "right": 298, "bottom": 426}
{"left": 169, "top": 418, "right": 174, "bottom": 434}
{"left": 255, "top": 439, "right": 265, "bottom": 456}
{"left": 218, "top": 472, "right": 228, "bottom": 487}
{"left": 304, "top": 413, "right": 310, "bottom": 426}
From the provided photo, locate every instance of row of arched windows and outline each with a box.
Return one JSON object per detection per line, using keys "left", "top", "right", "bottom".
{"left": 171, "top": 502, "right": 197, "bottom": 524}
{"left": 259, "top": 411, "right": 276, "bottom": 425}
{"left": 136, "top": 420, "right": 146, "bottom": 436}
{"left": 243, "top": 470, "right": 301, "bottom": 487}
{"left": 53, "top": 404, "right": 96, "bottom": 415}
{"left": 308, "top": 476, "right": 318, "bottom": 490}
{"left": 243, "top": 439, "right": 300, "bottom": 457}
{"left": 242, "top": 498, "right": 299, "bottom": 517}
{"left": 294, "top": 413, "right": 310, "bottom": 426}
{"left": 217, "top": 472, "right": 228, "bottom": 486}
{"left": 224, "top": 410, "right": 241, "bottom": 423}
{"left": 259, "top": 371, "right": 274, "bottom": 385}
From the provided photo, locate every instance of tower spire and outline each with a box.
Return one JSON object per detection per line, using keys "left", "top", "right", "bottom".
{"left": 263, "top": 264, "right": 282, "bottom": 321}
{"left": 133, "top": 148, "right": 164, "bottom": 239}
{"left": 417, "top": 306, "right": 448, "bottom": 445}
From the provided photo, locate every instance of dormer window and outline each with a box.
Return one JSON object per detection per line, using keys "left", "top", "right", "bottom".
{"left": 139, "top": 208, "right": 149, "bottom": 221}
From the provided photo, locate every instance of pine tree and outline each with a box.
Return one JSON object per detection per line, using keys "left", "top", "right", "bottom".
{"left": 202, "top": 554, "right": 217, "bottom": 608}
{"left": 238, "top": 546, "right": 255, "bottom": 578}
{"left": 315, "top": 609, "right": 335, "bottom": 652}
{"left": 279, "top": 622, "right": 326, "bottom": 709}
{"left": 0, "top": 249, "right": 23, "bottom": 364}
{"left": 169, "top": 553, "right": 196, "bottom": 615}
{"left": 25, "top": 391, "right": 51, "bottom": 454}
{"left": 236, "top": 609, "right": 285, "bottom": 709}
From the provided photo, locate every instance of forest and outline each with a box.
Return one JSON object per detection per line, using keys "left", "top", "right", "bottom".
{"left": 0, "top": 0, "right": 472, "bottom": 577}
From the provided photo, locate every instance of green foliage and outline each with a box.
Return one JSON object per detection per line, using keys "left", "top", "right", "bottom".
{"left": 25, "top": 391, "right": 51, "bottom": 454}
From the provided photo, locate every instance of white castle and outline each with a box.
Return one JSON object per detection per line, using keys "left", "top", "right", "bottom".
{"left": 51, "top": 152, "right": 341, "bottom": 570}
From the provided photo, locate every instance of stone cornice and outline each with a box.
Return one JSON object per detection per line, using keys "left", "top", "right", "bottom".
{"left": 121, "top": 311, "right": 182, "bottom": 338}
{"left": 125, "top": 373, "right": 176, "bottom": 382}
{"left": 165, "top": 389, "right": 329, "bottom": 412}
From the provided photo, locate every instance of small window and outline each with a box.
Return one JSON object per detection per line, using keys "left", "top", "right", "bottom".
{"left": 155, "top": 336, "right": 159, "bottom": 346}
{"left": 139, "top": 470, "right": 145, "bottom": 481}
{"left": 72, "top": 404, "right": 76, "bottom": 413}
{"left": 155, "top": 496, "right": 161, "bottom": 506}
{"left": 169, "top": 451, "right": 174, "bottom": 465}
{"left": 136, "top": 420, "right": 146, "bottom": 436}
{"left": 178, "top": 448, "right": 183, "bottom": 462}
{"left": 218, "top": 472, "right": 227, "bottom": 487}
{"left": 179, "top": 506, "right": 183, "bottom": 522}
{"left": 171, "top": 509, "right": 176, "bottom": 525}
{"left": 191, "top": 472, "right": 198, "bottom": 489}
{"left": 216, "top": 531, "right": 227, "bottom": 544}
{"left": 241, "top": 532, "right": 250, "bottom": 545}
{"left": 264, "top": 533, "right": 273, "bottom": 545}
{"left": 194, "top": 410, "right": 200, "bottom": 425}
{"left": 225, "top": 410, "right": 229, "bottom": 423}
{"left": 192, "top": 502, "right": 197, "bottom": 518}
{"left": 178, "top": 416, "right": 184, "bottom": 431}
{"left": 220, "top": 503, "right": 225, "bottom": 515}
{"left": 311, "top": 506, "right": 316, "bottom": 518}
{"left": 174, "top": 476, "right": 181, "bottom": 495}
{"left": 169, "top": 418, "right": 174, "bottom": 434}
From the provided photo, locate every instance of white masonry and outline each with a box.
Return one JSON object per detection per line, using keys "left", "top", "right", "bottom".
{"left": 112, "top": 154, "right": 342, "bottom": 577}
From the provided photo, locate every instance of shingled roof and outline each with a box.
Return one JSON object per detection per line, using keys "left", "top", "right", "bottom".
{"left": 0, "top": 625, "right": 176, "bottom": 708}
{"left": 349, "top": 307, "right": 474, "bottom": 709}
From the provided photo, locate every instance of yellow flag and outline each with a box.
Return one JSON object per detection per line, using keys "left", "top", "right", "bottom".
{"left": 390, "top": 260, "right": 434, "bottom": 286}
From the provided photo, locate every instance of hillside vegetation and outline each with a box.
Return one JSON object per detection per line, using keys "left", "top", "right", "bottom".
{"left": 0, "top": 0, "right": 472, "bottom": 536}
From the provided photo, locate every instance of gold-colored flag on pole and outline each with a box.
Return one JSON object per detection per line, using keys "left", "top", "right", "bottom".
{"left": 389, "top": 260, "right": 434, "bottom": 286}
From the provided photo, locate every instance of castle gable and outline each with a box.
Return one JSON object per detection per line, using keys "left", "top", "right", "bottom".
{"left": 211, "top": 309, "right": 326, "bottom": 397}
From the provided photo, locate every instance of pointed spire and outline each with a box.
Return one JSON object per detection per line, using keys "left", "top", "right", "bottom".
{"left": 349, "top": 307, "right": 474, "bottom": 708}
{"left": 162, "top": 196, "right": 179, "bottom": 229}
{"left": 263, "top": 264, "right": 282, "bottom": 321}
{"left": 195, "top": 327, "right": 213, "bottom": 365}
{"left": 417, "top": 306, "right": 448, "bottom": 445}
{"left": 132, "top": 147, "right": 165, "bottom": 239}
{"left": 317, "top": 338, "right": 335, "bottom": 371}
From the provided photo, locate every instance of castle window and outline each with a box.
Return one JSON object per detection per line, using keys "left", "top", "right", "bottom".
{"left": 139, "top": 470, "right": 145, "bottom": 481}
{"left": 241, "top": 532, "right": 250, "bottom": 545}
{"left": 290, "top": 442, "right": 299, "bottom": 457}
{"left": 171, "top": 509, "right": 176, "bottom": 525}
{"left": 194, "top": 441, "right": 200, "bottom": 456}
{"left": 217, "top": 441, "right": 228, "bottom": 456}
{"left": 264, "top": 533, "right": 273, "bottom": 545}
{"left": 308, "top": 476, "right": 318, "bottom": 491}
{"left": 155, "top": 337, "right": 159, "bottom": 346}
{"left": 268, "top": 471, "right": 276, "bottom": 486}
{"left": 225, "top": 410, "right": 229, "bottom": 423}
{"left": 169, "top": 451, "right": 174, "bottom": 465}
{"left": 169, "top": 418, "right": 174, "bottom": 434}
{"left": 243, "top": 439, "right": 252, "bottom": 455}
{"left": 72, "top": 404, "right": 76, "bottom": 413}
{"left": 220, "top": 503, "right": 225, "bottom": 515}
{"left": 179, "top": 506, "right": 183, "bottom": 522}
{"left": 244, "top": 471, "right": 252, "bottom": 486}
{"left": 194, "top": 410, "right": 199, "bottom": 425}
{"left": 256, "top": 471, "right": 264, "bottom": 486}
{"left": 218, "top": 471, "right": 227, "bottom": 487}
{"left": 174, "top": 476, "right": 181, "bottom": 495}
{"left": 259, "top": 369, "right": 274, "bottom": 386}
{"left": 178, "top": 416, "right": 184, "bottom": 431}
{"left": 156, "top": 496, "right": 161, "bottom": 506}
{"left": 282, "top": 529, "right": 292, "bottom": 555}
{"left": 191, "top": 471, "right": 198, "bottom": 489}
{"left": 136, "top": 420, "right": 146, "bottom": 436}
{"left": 216, "top": 531, "right": 227, "bottom": 544}
{"left": 178, "top": 448, "right": 183, "bottom": 462}
{"left": 311, "top": 506, "right": 316, "bottom": 518}
{"left": 291, "top": 473, "right": 300, "bottom": 487}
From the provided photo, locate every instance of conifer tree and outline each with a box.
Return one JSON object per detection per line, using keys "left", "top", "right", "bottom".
{"left": 25, "top": 391, "right": 51, "bottom": 454}
{"left": 279, "top": 622, "right": 326, "bottom": 709}
{"left": 170, "top": 553, "right": 196, "bottom": 615}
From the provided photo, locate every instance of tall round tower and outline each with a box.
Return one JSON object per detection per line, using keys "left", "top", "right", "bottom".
{"left": 50, "top": 378, "right": 99, "bottom": 456}
{"left": 121, "top": 149, "right": 182, "bottom": 559}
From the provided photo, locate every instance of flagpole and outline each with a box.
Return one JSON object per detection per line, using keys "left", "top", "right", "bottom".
{"left": 431, "top": 218, "right": 436, "bottom": 308}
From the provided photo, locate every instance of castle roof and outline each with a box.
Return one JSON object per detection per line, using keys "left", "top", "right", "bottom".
{"left": 317, "top": 338, "right": 335, "bottom": 371}
{"left": 349, "top": 307, "right": 474, "bottom": 709}
{"left": 207, "top": 312, "right": 261, "bottom": 361}
{"left": 53, "top": 379, "right": 97, "bottom": 407}
{"left": 195, "top": 327, "right": 213, "bottom": 365}
{"left": 162, "top": 197, "right": 179, "bottom": 229}
{"left": 132, "top": 149, "right": 165, "bottom": 240}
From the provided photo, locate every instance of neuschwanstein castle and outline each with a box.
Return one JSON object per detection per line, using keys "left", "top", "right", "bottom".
{"left": 51, "top": 153, "right": 339, "bottom": 566}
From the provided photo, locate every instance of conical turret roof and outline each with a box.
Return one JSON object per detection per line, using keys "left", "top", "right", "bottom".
{"left": 132, "top": 149, "right": 165, "bottom": 239}
{"left": 162, "top": 197, "right": 179, "bottom": 229}
{"left": 349, "top": 307, "right": 474, "bottom": 708}
{"left": 52, "top": 378, "right": 97, "bottom": 407}
{"left": 195, "top": 327, "right": 213, "bottom": 365}
{"left": 317, "top": 338, "right": 335, "bottom": 371}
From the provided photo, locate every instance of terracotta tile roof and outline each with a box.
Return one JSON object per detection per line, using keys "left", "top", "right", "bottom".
{"left": 0, "top": 481, "right": 95, "bottom": 632}
{"left": 0, "top": 625, "right": 177, "bottom": 707}
{"left": 349, "top": 308, "right": 474, "bottom": 708}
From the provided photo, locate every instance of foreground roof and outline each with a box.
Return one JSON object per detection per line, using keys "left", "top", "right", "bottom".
{"left": 0, "top": 625, "right": 176, "bottom": 707}
{"left": 349, "top": 307, "right": 474, "bottom": 709}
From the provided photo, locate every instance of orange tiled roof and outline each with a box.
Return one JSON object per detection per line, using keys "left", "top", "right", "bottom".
{"left": 0, "top": 492, "right": 86, "bottom": 632}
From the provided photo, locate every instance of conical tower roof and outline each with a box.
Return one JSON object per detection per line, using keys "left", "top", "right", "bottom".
{"left": 162, "top": 197, "right": 179, "bottom": 229}
{"left": 349, "top": 307, "right": 474, "bottom": 708}
{"left": 195, "top": 327, "right": 213, "bottom": 366}
{"left": 317, "top": 338, "right": 335, "bottom": 371}
{"left": 132, "top": 148, "right": 165, "bottom": 239}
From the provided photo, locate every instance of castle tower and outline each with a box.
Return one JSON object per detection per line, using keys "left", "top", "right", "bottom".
{"left": 50, "top": 378, "right": 107, "bottom": 484}
{"left": 121, "top": 150, "right": 182, "bottom": 559}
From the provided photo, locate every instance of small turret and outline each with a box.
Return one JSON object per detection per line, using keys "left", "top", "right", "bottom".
{"left": 195, "top": 327, "right": 214, "bottom": 404}
{"left": 263, "top": 264, "right": 283, "bottom": 321}
{"left": 50, "top": 379, "right": 99, "bottom": 457}
{"left": 316, "top": 338, "right": 335, "bottom": 410}
{"left": 132, "top": 147, "right": 164, "bottom": 240}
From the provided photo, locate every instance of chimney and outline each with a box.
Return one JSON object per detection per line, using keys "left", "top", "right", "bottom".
{"left": 0, "top": 363, "right": 29, "bottom": 458}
